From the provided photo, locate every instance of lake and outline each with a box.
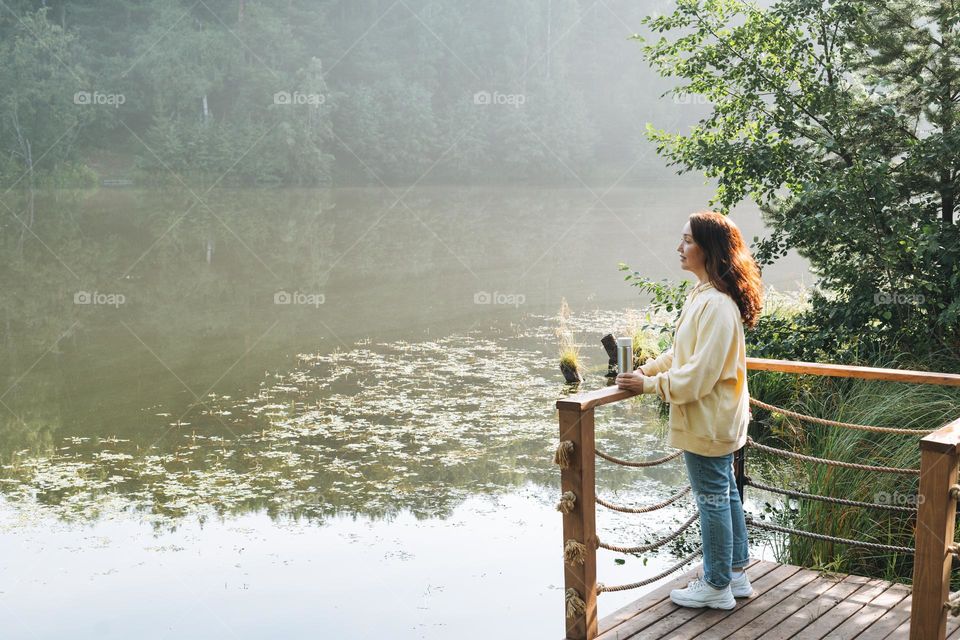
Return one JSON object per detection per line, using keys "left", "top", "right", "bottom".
{"left": 0, "top": 185, "right": 809, "bottom": 638}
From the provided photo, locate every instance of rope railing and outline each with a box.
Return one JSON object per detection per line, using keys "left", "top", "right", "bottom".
{"left": 745, "top": 477, "right": 919, "bottom": 513}
{"left": 596, "top": 485, "right": 692, "bottom": 514}
{"left": 596, "top": 546, "right": 703, "bottom": 594}
{"left": 749, "top": 397, "right": 935, "bottom": 435}
{"left": 745, "top": 515, "right": 914, "bottom": 555}
{"left": 745, "top": 436, "right": 921, "bottom": 475}
{"left": 597, "top": 511, "right": 700, "bottom": 555}
{"left": 554, "top": 441, "right": 684, "bottom": 470}
{"left": 595, "top": 448, "right": 683, "bottom": 468}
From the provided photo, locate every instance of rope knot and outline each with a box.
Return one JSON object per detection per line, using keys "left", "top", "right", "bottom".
{"left": 565, "top": 588, "right": 586, "bottom": 619}
{"left": 947, "top": 592, "right": 960, "bottom": 616}
{"left": 554, "top": 441, "right": 575, "bottom": 469}
{"left": 556, "top": 490, "right": 577, "bottom": 514}
{"left": 564, "top": 539, "right": 587, "bottom": 566}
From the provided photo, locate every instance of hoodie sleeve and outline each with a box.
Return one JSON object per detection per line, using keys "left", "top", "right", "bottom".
{"left": 639, "top": 347, "right": 673, "bottom": 376}
{"left": 642, "top": 299, "right": 736, "bottom": 404}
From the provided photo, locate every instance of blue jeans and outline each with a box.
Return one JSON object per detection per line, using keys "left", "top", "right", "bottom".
{"left": 683, "top": 450, "right": 750, "bottom": 589}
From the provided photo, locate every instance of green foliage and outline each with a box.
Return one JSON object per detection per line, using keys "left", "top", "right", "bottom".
{"left": 618, "top": 263, "right": 693, "bottom": 327}
{"left": 125, "top": 2, "right": 334, "bottom": 184}
{"left": 0, "top": 8, "right": 91, "bottom": 185}
{"left": 635, "top": 0, "right": 960, "bottom": 359}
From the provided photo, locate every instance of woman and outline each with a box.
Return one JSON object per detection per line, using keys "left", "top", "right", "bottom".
{"left": 616, "top": 210, "right": 763, "bottom": 610}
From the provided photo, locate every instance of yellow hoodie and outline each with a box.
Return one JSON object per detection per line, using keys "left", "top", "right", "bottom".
{"left": 639, "top": 281, "right": 750, "bottom": 457}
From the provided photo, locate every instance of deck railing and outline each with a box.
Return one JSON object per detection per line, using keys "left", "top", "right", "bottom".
{"left": 555, "top": 357, "right": 960, "bottom": 640}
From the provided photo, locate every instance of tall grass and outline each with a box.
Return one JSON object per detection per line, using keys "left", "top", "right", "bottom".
{"left": 555, "top": 298, "right": 582, "bottom": 379}
{"left": 629, "top": 324, "right": 667, "bottom": 369}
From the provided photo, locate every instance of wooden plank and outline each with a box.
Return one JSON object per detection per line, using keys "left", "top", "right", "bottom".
{"left": 734, "top": 573, "right": 849, "bottom": 640}
{"left": 888, "top": 605, "right": 960, "bottom": 639}
{"left": 686, "top": 566, "right": 822, "bottom": 639}
{"left": 827, "top": 582, "right": 911, "bottom": 639}
{"left": 909, "top": 441, "right": 959, "bottom": 640}
{"left": 596, "top": 565, "right": 701, "bottom": 637}
{"left": 596, "top": 562, "right": 782, "bottom": 639}
{"left": 559, "top": 406, "right": 598, "bottom": 640}
{"left": 597, "top": 559, "right": 763, "bottom": 636}
{"left": 850, "top": 585, "right": 912, "bottom": 639}
{"left": 664, "top": 563, "right": 804, "bottom": 639}
{"left": 946, "top": 614, "right": 960, "bottom": 640}
{"left": 745, "top": 358, "right": 960, "bottom": 387}
{"left": 790, "top": 578, "right": 893, "bottom": 640}
{"left": 557, "top": 385, "right": 637, "bottom": 412}
{"left": 760, "top": 574, "right": 874, "bottom": 640}
{"left": 612, "top": 599, "right": 704, "bottom": 639}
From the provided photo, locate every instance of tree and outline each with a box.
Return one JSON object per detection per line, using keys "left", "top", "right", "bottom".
{"left": 0, "top": 8, "right": 89, "bottom": 220}
{"left": 637, "top": 0, "right": 960, "bottom": 359}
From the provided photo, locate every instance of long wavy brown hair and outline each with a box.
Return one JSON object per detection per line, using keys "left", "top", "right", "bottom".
{"left": 689, "top": 211, "right": 764, "bottom": 328}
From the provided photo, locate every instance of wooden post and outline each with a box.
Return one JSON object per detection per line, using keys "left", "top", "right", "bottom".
{"left": 733, "top": 445, "right": 746, "bottom": 503}
{"left": 910, "top": 418, "right": 960, "bottom": 640}
{"left": 557, "top": 399, "right": 598, "bottom": 640}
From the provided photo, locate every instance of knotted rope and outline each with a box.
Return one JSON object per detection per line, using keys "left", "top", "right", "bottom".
{"left": 565, "top": 588, "right": 586, "bottom": 619}
{"left": 749, "top": 397, "right": 933, "bottom": 436}
{"left": 746, "top": 437, "right": 920, "bottom": 475}
{"left": 564, "top": 539, "right": 587, "bottom": 566}
{"left": 946, "top": 592, "right": 960, "bottom": 616}
{"left": 554, "top": 441, "right": 574, "bottom": 469}
{"left": 556, "top": 491, "right": 576, "bottom": 514}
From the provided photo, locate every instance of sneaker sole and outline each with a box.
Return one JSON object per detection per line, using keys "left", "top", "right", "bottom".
{"left": 731, "top": 587, "right": 754, "bottom": 598}
{"left": 670, "top": 593, "right": 737, "bottom": 610}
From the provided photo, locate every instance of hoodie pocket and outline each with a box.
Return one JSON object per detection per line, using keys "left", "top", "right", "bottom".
{"left": 673, "top": 402, "right": 688, "bottom": 429}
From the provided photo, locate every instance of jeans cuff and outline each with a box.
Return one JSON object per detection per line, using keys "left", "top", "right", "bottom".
{"left": 705, "top": 577, "right": 728, "bottom": 590}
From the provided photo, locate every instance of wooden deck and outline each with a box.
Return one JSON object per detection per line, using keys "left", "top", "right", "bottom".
{"left": 596, "top": 559, "right": 960, "bottom": 640}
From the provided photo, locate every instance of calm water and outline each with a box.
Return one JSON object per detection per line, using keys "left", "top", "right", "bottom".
{"left": 0, "top": 186, "right": 807, "bottom": 638}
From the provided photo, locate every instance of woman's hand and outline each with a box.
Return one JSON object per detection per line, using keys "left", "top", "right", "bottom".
{"left": 616, "top": 372, "right": 647, "bottom": 393}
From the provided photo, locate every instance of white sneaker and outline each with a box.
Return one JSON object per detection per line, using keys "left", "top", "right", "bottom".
{"left": 670, "top": 577, "right": 736, "bottom": 610}
{"left": 730, "top": 570, "right": 753, "bottom": 598}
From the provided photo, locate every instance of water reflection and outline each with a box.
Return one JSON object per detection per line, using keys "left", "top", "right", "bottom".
{"left": 1, "top": 312, "right": 690, "bottom": 528}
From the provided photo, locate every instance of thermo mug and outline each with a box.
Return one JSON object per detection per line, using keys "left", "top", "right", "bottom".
{"left": 617, "top": 337, "right": 633, "bottom": 374}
